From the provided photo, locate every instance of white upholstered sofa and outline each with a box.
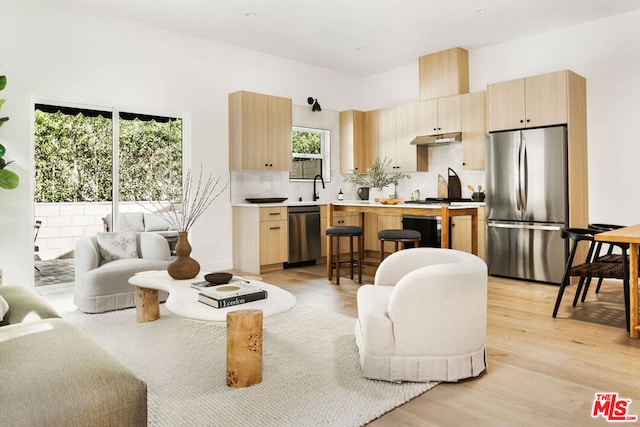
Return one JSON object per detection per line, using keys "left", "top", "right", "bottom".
{"left": 355, "top": 248, "right": 487, "bottom": 383}
{"left": 74, "top": 231, "right": 171, "bottom": 313}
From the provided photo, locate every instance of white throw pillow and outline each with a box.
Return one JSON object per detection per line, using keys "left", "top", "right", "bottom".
{"left": 144, "top": 213, "right": 172, "bottom": 232}
{"left": 0, "top": 295, "right": 8, "bottom": 321}
{"left": 96, "top": 228, "right": 139, "bottom": 263}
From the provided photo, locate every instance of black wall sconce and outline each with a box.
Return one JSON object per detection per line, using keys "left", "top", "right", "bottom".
{"left": 307, "top": 97, "right": 321, "bottom": 112}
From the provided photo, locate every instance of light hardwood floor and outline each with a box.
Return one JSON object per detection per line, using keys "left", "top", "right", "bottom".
{"left": 43, "top": 263, "right": 640, "bottom": 425}
{"left": 255, "top": 264, "right": 640, "bottom": 426}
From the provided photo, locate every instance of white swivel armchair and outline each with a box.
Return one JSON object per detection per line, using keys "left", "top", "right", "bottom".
{"left": 74, "top": 232, "right": 171, "bottom": 313}
{"left": 355, "top": 248, "right": 487, "bottom": 383}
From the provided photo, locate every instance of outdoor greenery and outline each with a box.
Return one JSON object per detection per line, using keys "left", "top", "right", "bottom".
{"left": 292, "top": 129, "right": 321, "bottom": 154}
{"left": 34, "top": 109, "right": 182, "bottom": 202}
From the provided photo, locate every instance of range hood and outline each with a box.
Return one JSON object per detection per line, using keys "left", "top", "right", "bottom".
{"left": 410, "top": 132, "right": 462, "bottom": 146}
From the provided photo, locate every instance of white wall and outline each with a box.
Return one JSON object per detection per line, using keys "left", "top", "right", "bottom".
{"left": 0, "top": 0, "right": 361, "bottom": 285}
{"left": 361, "top": 10, "right": 640, "bottom": 226}
{"left": 3, "top": 1, "right": 640, "bottom": 285}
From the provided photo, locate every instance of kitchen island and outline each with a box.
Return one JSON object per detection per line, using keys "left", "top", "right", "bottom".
{"left": 328, "top": 201, "right": 480, "bottom": 277}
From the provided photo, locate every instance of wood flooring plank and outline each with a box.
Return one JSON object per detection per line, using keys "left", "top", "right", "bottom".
{"left": 233, "top": 264, "right": 640, "bottom": 425}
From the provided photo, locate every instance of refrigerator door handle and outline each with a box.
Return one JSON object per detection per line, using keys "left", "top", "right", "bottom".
{"left": 519, "top": 137, "right": 528, "bottom": 211}
{"left": 487, "top": 221, "right": 563, "bottom": 232}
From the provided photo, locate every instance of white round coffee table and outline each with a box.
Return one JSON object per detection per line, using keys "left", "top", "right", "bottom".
{"left": 128, "top": 270, "right": 297, "bottom": 322}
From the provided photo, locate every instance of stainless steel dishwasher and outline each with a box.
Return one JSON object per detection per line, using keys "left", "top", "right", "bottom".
{"left": 287, "top": 205, "right": 321, "bottom": 266}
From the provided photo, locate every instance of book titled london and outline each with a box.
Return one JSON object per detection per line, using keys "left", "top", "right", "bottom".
{"left": 198, "top": 289, "right": 268, "bottom": 309}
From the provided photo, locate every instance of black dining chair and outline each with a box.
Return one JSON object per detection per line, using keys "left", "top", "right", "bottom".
{"left": 576, "top": 223, "right": 628, "bottom": 302}
{"left": 552, "top": 227, "right": 630, "bottom": 331}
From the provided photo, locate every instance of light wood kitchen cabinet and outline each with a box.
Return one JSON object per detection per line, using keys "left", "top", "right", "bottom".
{"left": 416, "top": 95, "right": 461, "bottom": 136}
{"left": 450, "top": 206, "right": 486, "bottom": 261}
{"left": 233, "top": 206, "right": 288, "bottom": 274}
{"left": 487, "top": 70, "right": 569, "bottom": 132}
{"left": 461, "top": 91, "right": 487, "bottom": 170}
{"left": 419, "top": 47, "right": 469, "bottom": 100}
{"left": 229, "top": 90, "right": 292, "bottom": 171}
{"left": 376, "top": 104, "right": 417, "bottom": 172}
{"left": 340, "top": 110, "right": 377, "bottom": 174}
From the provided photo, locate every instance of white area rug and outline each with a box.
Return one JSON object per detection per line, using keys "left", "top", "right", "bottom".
{"left": 63, "top": 304, "right": 437, "bottom": 426}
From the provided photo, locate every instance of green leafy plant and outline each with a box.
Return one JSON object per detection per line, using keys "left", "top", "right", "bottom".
{"left": 0, "top": 74, "right": 8, "bottom": 127}
{"left": 0, "top": 74, "right": 18, "bottom": 190}
{"left": 343, "top": 157, "right": 410, "bottom": 190}
{"left": 0, "top": 144, "right": 19, "bottom": 189}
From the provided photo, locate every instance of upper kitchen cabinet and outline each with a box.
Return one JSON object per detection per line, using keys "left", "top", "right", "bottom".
{"left": 376, "top": 104, "right": 417, "bottom": 171}
{"left": 461, "top": 91, "right": 487, "bottom": 170}
{"left": 487, "top": 70, "right": 573, "bottom": 132}
{"left": 229, "top": 90, "right": 292, "bottom": 171}
{"left": 340, "top": 110, "right": 377, "bottom": 174}
{"left": 416, "top": 95, "right": 461, "bottom": 136}
{"left": 419, "top": 47, "right": 469, "bottom": 100}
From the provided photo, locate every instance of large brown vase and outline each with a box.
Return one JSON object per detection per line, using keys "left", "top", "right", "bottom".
{"left": 167, "top": 232, "right": 200, "bottom": 280}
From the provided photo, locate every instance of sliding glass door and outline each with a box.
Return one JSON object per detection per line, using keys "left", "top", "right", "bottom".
{"left": 33, "top": 103, "right": 183, "bottom": 287}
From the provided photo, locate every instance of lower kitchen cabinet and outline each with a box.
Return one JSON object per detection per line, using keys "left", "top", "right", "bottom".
{"left": 364, "top": 213, "right": 403, "bottom": 253}
{"left": 450, "top": 206, "right": 486, "bottom": 261}
{"left": 233, "top": 206, "right": 288, "bottom": 274}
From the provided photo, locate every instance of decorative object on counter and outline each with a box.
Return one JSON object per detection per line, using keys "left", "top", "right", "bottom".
{"left": 344, "top": 157, "right": 410, "bottom": 200}
{"left": 437, "top": 174, "right": 448, "bottom": 198}
{"left": 337, "top": 188, "right": 344, "bottom": 201}
{"left": 378, "top": 198, "right": 404, "bottom": 205}
{"left": 245, "top": 197, "right": 288, "bottom": 204}
{"left": 307, "top": 97, "right": 321, "bottom": 112}
{"left": 468, "top": 185, "right": 485, "bottom": 202}
{"left": 447, "top": 168, "right": 462, "bottom": 199}
{"left": 144, "top": 165, "right": 227, "bottom": 280}
{"left": 357, "top": 187, "right": 369, "bottom": 200}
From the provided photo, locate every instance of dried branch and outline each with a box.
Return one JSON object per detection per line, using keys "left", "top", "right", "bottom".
{"left": 140, "top": 165, "right": 227, "bottom": 232}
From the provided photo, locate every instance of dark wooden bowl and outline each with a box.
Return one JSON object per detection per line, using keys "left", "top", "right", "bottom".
{"left": 204, "top": 272, "right": 233, "bottom": 285}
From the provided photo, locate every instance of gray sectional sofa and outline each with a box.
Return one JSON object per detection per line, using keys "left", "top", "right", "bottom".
{"left": 0, "top": 285, "right": 147, "bottom": 426}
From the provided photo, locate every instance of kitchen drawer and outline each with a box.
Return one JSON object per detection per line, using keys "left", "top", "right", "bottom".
{"left": 259, "top": 206, "right": 287, "bottom": 221}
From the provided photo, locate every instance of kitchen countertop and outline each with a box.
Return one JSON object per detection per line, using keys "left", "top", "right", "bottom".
{"left": 231, "top": 200, "right": 485, "bottom": 208}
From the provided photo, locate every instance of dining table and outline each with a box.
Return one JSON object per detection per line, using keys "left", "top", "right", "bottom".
{"left": 595, "top": 224, "right": 640, "bottom": 338}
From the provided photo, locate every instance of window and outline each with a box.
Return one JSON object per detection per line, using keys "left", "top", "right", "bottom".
{"left": 290, "top": 126, "right": 330, "bottom": 181}
{"left": 34, "top": 104, "right": 183, "bottom": 203}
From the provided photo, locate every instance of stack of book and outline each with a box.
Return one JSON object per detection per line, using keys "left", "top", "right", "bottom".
{"left": 197, "top": 279, "right": 268, "bottom": 309}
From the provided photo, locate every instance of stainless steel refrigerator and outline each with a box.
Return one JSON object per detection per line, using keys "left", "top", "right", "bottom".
{"left": 486, "top": 126, "right": 568, "bottom": 284}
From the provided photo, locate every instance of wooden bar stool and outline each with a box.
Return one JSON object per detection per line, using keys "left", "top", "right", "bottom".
{"left": 378, "top": 229, "right": 421, "bottom": 263}
{"left": 326, "top": 225, "right": 363, "bottom": 285}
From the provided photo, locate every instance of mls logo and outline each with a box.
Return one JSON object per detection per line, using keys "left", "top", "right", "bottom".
{"left": 592, "top": 393, "right": 638, "bottom": 422}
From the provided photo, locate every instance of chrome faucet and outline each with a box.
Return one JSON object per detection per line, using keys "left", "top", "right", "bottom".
{"left": 313, "top": 174, "right": 325, "bottom": 201}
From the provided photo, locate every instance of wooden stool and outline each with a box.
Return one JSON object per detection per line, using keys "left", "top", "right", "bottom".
{"left": 326, "top": 225, "right": 363, "bottom": 285}
{"left": 226, "top": 309, "right": 263, "bottom": 388}
{"left": 378, "top": 229, "right": 421, "bottom": 263}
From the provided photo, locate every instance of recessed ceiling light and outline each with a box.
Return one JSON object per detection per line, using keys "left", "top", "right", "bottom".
{"left": 244, "top": 12, "right": 256, "bottom": 17}
{"left": 475, "top": 8, "right": 487, "bottom": 14}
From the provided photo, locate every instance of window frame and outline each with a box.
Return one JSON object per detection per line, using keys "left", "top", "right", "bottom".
{"left": 31, "top": 96, "right": 190, "bottom": 231}
{"left": 289, "top": 125, "right": 330, "bottom": 182}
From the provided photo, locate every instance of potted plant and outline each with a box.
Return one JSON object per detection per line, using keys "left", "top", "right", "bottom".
{"left": 343, "top": 157, "right": 410, "bottom": 200}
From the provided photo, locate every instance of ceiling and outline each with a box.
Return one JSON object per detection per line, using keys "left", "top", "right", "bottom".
{"left": 52, "top": 0, "right": 640, "bottom": 76}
